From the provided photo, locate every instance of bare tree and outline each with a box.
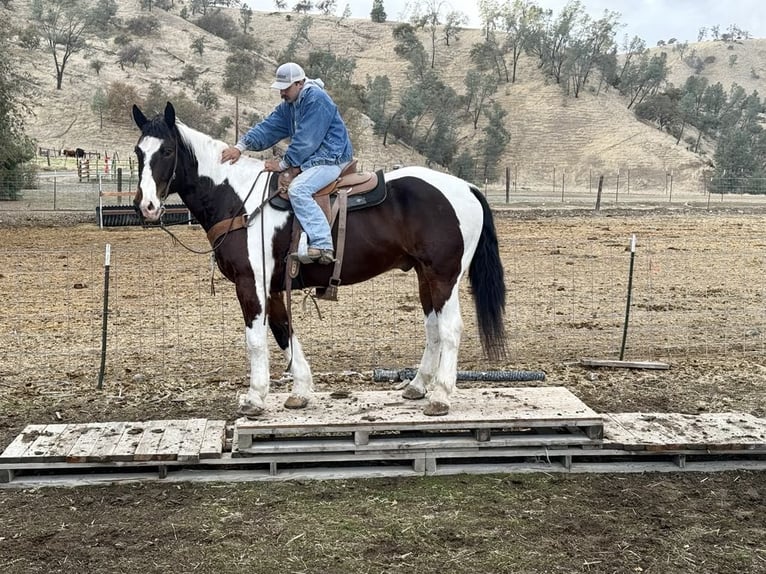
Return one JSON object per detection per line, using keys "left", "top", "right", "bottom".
{"left": 411, "top": 0, "right": 466, "bottom": 68}
{"left": 32, "top": 0, "right": 89, "bottom": 90}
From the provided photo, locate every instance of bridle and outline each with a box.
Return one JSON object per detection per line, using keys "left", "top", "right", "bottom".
{"left": 143, "top": 131, "right": 278, "bottom": 259}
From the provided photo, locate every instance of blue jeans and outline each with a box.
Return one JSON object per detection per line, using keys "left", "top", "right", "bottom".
{"left": 288, "top": 164, "right": 341, "bottom": 251}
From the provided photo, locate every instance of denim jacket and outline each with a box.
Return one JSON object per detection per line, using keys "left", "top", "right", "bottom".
{"left": 236, "top": 80, "right": 353, "bottom": 171}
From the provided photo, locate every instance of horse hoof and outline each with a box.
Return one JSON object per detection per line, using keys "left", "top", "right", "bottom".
{"left": 284, "top": 394, "right": 309, "bottom": 409}
{"left": 402, "top": 383, "right": 426, "bottom": 400}
{"left": 423, "top": 401, "right": 449, "bottom": 416}
{"left": 237, "top": 402, "right": 265, "bottom": 418}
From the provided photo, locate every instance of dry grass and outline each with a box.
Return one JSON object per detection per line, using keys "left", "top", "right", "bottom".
{"left": 7, "top": 1, "right": 766, "bottom": 190}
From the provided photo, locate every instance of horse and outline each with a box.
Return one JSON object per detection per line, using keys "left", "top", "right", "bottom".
{"left": 62, "top": 147, "right": 86, "bottom": 158}
{"left": 131, "top": 102, "right": 507, "bottom": 417}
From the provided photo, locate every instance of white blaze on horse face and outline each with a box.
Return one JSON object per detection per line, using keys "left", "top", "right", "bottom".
{"left": 137, "top": 136, "right": 164, "bottom": 221}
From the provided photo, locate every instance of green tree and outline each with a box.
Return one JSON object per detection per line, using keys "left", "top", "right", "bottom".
{"left": 180, "top": 64, "right": 200, "bottom": 88}
{"left": 480, "top": 101, "right": 511, "bottom": 181}
{"left": 316, "top": 0, "right": 337, "bottom": 15}
{"left": 620, "top": 51, "right": 668, "bottom": 109}
{"left": 563, "top": 9, "right": 619, "bottom": 97}
{"left": 498, "top": 0, "right": 543, "bottom": 83}
{"left": 392, "top": 23, "right": 429, "bottom": 76}
{"left": 463, "top": 69, "right": 498, "bottom": 128}
{"left": 411, "top": 0, "right": 466, "bottom": 68}
{"left": 191, "top": 37, "right": 205, "bottom": 56}
{"left": 196, "top": 81, "right": 220, "bottom": 110}
{"left": 0, "top": 21, "right": 35, "bottom": 200}
{"left": 223, "top": 51, "right": 261, "bottom": 95}
{"left": 278, "top": 16, "right": 312, "bottom": 63}
{"left": 370, "top": 0, "right": 386, "bottom": 23}
{"left": 239, "top": 4, "right": 252, "bottom": 34}
{"left": 89, "top": 0, "right": 118, "bottom": 33}
{"left": 91, "top": 86, "right": 108, "bottom": 129}
{"left": 32, "top": 0, "right": 90, "bottom": 90}
{"left": 196, "top": 10, "right": 238, "bottom": 40}
{"left": 293, "top": 0, "right": 313, "bottom": 13}
{"left": 365, "top": 74, "right": 392, "bottom": 134}
{"left": 450, "top": 149, "right": 477, "bottom": 182}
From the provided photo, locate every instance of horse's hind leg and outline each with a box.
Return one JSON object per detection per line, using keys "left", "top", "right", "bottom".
{"left": 402, "top": 310, "right": 438, "bottom": 400}
{"left": 268, "top": 294, "right": 314, "bottom": 409}
{"left": 424, "top": 293, "right": 463, "bottom": 416}
{"left": 403, "top": 269, "right": 462, "bottom": 416}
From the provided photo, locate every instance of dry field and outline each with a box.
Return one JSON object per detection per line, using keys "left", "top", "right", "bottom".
{"left": 1, "top": 205, "right": 766, "bottom": 573}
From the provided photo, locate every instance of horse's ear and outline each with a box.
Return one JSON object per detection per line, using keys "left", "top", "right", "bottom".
{"left": 164, "top": 101, "right": 176, "bottom": 127}
{"left": 132, "top": 104, "right": 148, "bottom": 129}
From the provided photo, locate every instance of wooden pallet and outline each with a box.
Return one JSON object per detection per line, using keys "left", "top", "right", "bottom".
{"left": 3, "top": 392, "right": 766, "bottom": 486}
{"left": 0, "top": 419, "right": 226, "bottom": 483}
{"left": 234, "top": 386, "right": 605, "bottom": 451}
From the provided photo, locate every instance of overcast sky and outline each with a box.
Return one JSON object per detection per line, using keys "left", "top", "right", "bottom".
{"left": 247, "top": 0, "right": 766, "bottom": 47}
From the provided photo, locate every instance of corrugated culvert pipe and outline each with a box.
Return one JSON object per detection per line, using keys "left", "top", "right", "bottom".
{"left": 373, "top": 368, "right": 546, "bottom": 383}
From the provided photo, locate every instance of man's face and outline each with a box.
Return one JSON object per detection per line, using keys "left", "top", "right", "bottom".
{"left": 280, "top": 81, "right": 303, "bottom": 103}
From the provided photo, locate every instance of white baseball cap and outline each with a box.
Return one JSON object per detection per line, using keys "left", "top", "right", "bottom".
{"left": 271, "top": 62, "right": 306, "bottom": 90}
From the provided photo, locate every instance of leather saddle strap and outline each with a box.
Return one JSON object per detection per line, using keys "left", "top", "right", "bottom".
{"left": 328, "top": 189, "right": 349, "bottom": 287}
{"left": 206, "top": 214, "right": 248, "bottom": 247}
{"left": 283, "top": 218, "right": 304, "bottom": 371}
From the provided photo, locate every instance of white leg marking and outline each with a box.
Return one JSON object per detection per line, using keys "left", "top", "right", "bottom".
{"left": 403, "top": 311, "right": 439, "bottom": 400}
{"left": 429, "top": 293, "right": 463, "bottom": 407}
{"left": 283, "top": 334, "right": 314, "bottom": 399}
{"left": 243, "top": 317, "right": 270, "bottom": 409}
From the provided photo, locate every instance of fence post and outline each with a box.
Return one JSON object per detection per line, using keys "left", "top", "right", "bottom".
{"left": 669, "top": 171, "right": 673, "bottom": 202}
{"left": 619, "top": 234, "right": 637, "bottom": 360}
{"left": 505, "top": 166, "right": 510, "bottom": 203}
{"left": 561, "top": 171, "right": 565, "bottom": 202}
{"left": 595, "top": 175, "right": 603, "bottom": 211}
{"left": 97, "top": 244, "right": 112, "bottom": 390}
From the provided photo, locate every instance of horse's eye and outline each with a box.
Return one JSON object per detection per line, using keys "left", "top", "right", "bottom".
{"left": 162, "top": 147, "right": 174, "bottom": 158}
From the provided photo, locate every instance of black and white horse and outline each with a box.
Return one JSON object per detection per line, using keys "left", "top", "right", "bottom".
{"left": 132, "top": 102, "right": 507, "bottom": 417}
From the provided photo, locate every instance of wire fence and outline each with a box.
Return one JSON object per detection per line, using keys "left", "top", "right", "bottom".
{"left": 3, "top": 159, "right": 766, "bottom": 214}
{"left": 1, "top": 222, "right": 764, "bottom": 389}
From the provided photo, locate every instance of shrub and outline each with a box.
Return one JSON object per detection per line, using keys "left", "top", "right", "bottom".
{"left": 125, "top": 15, "right": 160, "bottom": 36}
{"left": 196, "top": 11, "right": 238, "bottom": 40}
{"left": 106, "top": 81, "right": 142, "bottom": 124}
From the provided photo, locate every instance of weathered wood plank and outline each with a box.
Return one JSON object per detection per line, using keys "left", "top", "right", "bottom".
{"left": 0, "top": 425, "right": 49, "bottom": 463}
{"left": 133, "top": 421, "right": 169, "bottom": 462}
{"left": 176, "top": 419, "right": 209, "bottom": 463}
{"left": 153, "top": 420, "right": 188, "bottom": 461}
{"left": 19, "top": 424, "right": 70, "bottom": 462}
{"left": 605, "top": 412, "right": 766, "bottom": 450}
{"left": 110, "top": 422, "right": 145, "bottom": 461}
{"left": 86, "top": 422, "right": 129, "bottom": 462}
{"left": 66, "top": 424, "right": 109, "bottom": 463}
{"left": 580, "top": 359, "right": 670, "bottom": 370}
{"left": 44, "top": 425, "right": 92, "bottom": 462}
{"left": 199, "top": 420, "right": 226, "bottom": 459}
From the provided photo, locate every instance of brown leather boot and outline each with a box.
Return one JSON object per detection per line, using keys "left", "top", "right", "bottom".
{"left": 307, "top": 247, "right": 335, "bottom": 265}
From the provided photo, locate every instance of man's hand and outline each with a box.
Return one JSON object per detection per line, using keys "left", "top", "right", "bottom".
{"left": 264, "top": 159, "right": 283, "bottom": 172}
{"left": 221, "top": 146, "right": 242, "bottom": 164}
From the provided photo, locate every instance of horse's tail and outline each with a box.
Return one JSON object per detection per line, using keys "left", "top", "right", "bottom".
{"left": 468, "top": 186, "right": 507, "bottom": 361}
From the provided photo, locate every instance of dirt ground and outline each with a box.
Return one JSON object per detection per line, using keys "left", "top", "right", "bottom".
{"left": 1, "top": 206, "right": 766, "bottom": 573}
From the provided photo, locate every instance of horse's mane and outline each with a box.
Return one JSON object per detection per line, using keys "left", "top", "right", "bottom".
{"left": 175, "top": 121, "right": 228, "bottom": 168}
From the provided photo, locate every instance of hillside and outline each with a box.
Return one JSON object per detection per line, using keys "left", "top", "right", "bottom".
{"left": 6, "top": 1, "right": 766, "bottom": 191}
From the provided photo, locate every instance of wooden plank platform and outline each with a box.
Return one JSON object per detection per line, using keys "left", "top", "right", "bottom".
{"left": 2, "top": 390, "right": 766, "bottom": 487}
{"left": 235, "top": 387, "right": 605, "bottom": 450}
{"left": 0, "top": 419, "right": 226, "bottom": 484}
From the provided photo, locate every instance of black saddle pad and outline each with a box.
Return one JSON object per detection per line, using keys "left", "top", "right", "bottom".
{"left": 269, "top": 169, "right": 387, "bottom": 213}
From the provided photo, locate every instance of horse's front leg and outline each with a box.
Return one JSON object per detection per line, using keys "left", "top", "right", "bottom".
{"left": 268, "top": 293, "right": 314, "bottom": 410}
{"left": 235, "top": 279, "right": 270, "bottom": 418}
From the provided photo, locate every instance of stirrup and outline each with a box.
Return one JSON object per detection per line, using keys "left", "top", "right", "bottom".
{"left": 307, "top": 247, "right": 335, "bottom": 265}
